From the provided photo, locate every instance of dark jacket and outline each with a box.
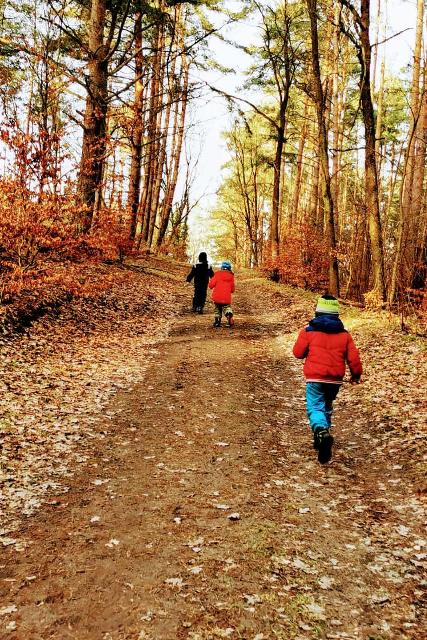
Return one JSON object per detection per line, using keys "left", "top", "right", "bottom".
{"left": 293, "top": 315, "right": 362, "bottom": 383}
{"left": 186, "top": 262, "right": 214, "bottom": 288}
{"left": 187, "top": 262, "right": 214, "bottom": 308}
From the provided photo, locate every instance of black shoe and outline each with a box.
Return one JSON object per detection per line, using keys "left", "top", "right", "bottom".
{"left": 213, "top": 317, "right": 221, "bottom": 327}
{"left": 197, "top": 307, "right": 203, "bottom": 314}
{"left": 315, "top": 429, "right": 334, "bottom": 464}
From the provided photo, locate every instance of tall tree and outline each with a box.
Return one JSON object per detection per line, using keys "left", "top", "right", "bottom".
{"left": 157, "top": 24, "right": 189, "bottom": 246}
{"left": 76, "top": 0, "right": 133, "bottom": 230}
{"left": 242, "top": 0, "right": 299, "bottom": 259}
{"left": 127, "top": 4, "right": 147, "bottom": 239}
{"left": 389, "top": 0, "right": 425, "bottom": 303}
{"left": 306, "top": 0, "right": 339, "bottom": 296}
{"left": 339, "top": 0, "right": 387, "bottom": 302}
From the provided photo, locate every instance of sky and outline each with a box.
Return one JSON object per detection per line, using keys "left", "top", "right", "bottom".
{"left": 186, "top": 0, "right": 422, "bottom": 257}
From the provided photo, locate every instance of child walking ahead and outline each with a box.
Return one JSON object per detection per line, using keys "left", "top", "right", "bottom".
{"left": 186, "top": 251, "right": 214, "bottom": 313}
{"left": 208, "top": 261, "right": 235, "bottom": 327}
{"left": 292, "top": 294, "right": 362, "bottom": 463}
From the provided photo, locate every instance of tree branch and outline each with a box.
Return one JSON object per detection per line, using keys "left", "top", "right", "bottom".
{"left": 206, "top": 83, "right": 279, "bottom": 130}
{"left": 373, "top": 28, "right": 412, "bottom": 48}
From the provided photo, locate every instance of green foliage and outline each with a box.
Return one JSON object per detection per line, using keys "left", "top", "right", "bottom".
{"left": 379, "top": 76, "right": 408, "bottom": 145}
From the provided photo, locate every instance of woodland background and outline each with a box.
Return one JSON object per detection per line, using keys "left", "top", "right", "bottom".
{"left": 0, "top": 0, "right": 426, "bottom": 330}
{"left": 1, "top": 5, "right": 426, "bottom": 634}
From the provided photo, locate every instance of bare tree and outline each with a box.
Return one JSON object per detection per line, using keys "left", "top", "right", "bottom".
{"left": 77, "top": 0, "right": 133, "bottom": 230}
{"left": 339, "top": 0, "right": 387, "bottom": 302}
{"left": 306, "top": 0, "right": 340, "bottom": 296}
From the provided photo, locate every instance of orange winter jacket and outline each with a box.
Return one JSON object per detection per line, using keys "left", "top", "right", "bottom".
{"left": 209, "top": 270, "right": 235, "bottom": 304}
{"left": 293, "top": 315, "right": 362, "bottom": 383}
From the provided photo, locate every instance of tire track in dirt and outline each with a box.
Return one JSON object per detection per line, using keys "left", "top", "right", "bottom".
{"left": 1, "top": 278, "right": 425, "bottom": 639}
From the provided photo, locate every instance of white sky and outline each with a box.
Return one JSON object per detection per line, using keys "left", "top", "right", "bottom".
{"left": 187, "top": 0, "right": 422, "bottom": 255}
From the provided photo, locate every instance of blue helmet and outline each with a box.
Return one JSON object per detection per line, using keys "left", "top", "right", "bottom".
{"left": 221, "top": 260, "right": 232, "bottom": 271}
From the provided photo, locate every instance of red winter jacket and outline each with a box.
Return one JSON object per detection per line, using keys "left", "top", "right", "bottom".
{"left": 293, "top": 316, "right": 362, "bottom": 383}
{"left": 209, "top": 270, "right": 235, "bottom": 304}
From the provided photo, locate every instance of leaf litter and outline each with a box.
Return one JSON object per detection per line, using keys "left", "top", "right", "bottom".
{"left": 0, "top": 270, "right": 426, "bottom": 639}
{"left": 0, "top": 260, "right": 184, "bottom": 546}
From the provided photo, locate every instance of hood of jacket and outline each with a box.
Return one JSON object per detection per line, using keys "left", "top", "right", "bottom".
{"left": 306, "top": 314, "right": 345, "bottom": 334}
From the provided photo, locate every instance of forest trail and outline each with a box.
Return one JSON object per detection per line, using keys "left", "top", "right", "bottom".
{"left": 1, "top": 274, "right": 426, "bottom": 640}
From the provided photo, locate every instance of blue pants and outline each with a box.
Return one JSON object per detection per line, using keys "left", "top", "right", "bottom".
{"left": 305, "top": 382, "right": 340, "bottom": 432}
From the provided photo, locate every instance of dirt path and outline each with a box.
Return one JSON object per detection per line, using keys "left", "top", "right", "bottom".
{"left": 1, "top": 278, "right": 426, "bottom": 640}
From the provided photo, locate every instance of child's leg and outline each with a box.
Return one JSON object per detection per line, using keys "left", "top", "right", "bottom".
{"left": 214, "top": 303, "right": 223, "bottom": 319}
{"left": 305, "top": 382, "right": 329, "bottom": 432}
{"left": 194, "top": 287, "right": 207, "bottom": 311}
{"left": 224, "top": 304, "right": 234, "bottom": 326}
{"left": 200, "top": 288, "right": 207, "bottom": 309}
{"left": 324, "top": 384, "right": 340, "bottom": 427}
{"left": 213, "top": 303, "right": 222, "bottom": 326}
{"left": 307, "top": 383, "right": 336, "bottom": 463}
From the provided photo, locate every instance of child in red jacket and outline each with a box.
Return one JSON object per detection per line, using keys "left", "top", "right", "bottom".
{"left": 208, "top": 261, "right": 235, "bottom": 327}
{"left": 293, "top": 294, "right": 362, "bottom": 463}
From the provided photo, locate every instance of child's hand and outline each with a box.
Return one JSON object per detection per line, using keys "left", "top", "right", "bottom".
{"left": 350, "top": 376, "right": 361, "bottom": 385}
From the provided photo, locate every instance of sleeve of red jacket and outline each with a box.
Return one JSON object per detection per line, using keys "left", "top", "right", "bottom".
{"left": 346, "top": 334, "right": 363, "bottom": 378}
{"left": 231, "top": 275, "right": 235, "bottom": 293}
{"left": 293, "top": 329, "right": 309, "bottom": 359}
{"left": 208, "top": 273, "right": 217, "bottom": 289}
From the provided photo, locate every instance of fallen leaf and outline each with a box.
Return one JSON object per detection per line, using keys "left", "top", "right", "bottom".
{"left": 165, "top": 577, "right": 183, "bottom": 587}
{"left": 318, "top": 576, "right": 334, "bottom": 589}
{"left": 0, "top": 605, "right": 17, "bottom": 616}
{"left": 189, "top": 566, "right": 203, "bottom": 574}
{"left": 185, "top": 536, "right": 204, "bottom": 547}
{"left": 105, "top": 538, "right": 120, "bottom": 548}
{"left": 305, "top": 602, "right": 326, "bottom": 620}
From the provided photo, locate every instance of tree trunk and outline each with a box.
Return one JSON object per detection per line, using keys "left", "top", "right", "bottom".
{"left": 389, "top": 0, "right": 424, "bottom": 303}
{"left": 401, "top": 0, "right": 424, "bottom": 221}
{"left": 374, "top": 55, "right": 385, "bottom": 170}
{"left": 147, "top": 22, "right": 166, "bottom": 247}
{"left": 77, "top": 0, "right": 108, "bottom": 231}
{"left": 412, "top": 63, "right": 427, "bottom": 246}
{"left": 128, "top": 7, "right": 145, "bottom": 240}
{"left": 140, "top": 21, "right": 163, "bottom": 245}
{"left": 149, "top": 8, "right": 179, "bottom": 246}
{"left": 359, "top": 0, "right": 386, "bottom": 301}
{"left": 306, "top": 0, "right": 339, "bottom": 296}
{"left": 309, "top": 146, "right": 321, "bottom": 227}
{"left": 290, "top": 99, "right": 309, "bottom": 226}
{"left": 331, "top": 2, "right": 341, "bottom": 217}
{"left": 371, "top": 0, "right": 381, "bottom": 91}
{"left": 270, "top": 106, "right": 285, "bottom": 259}
{"left": 156, "top": 44, "right": 189, "bottom": 246}
{"left": 279, "top": 146, "right": 288, "bottom": 225}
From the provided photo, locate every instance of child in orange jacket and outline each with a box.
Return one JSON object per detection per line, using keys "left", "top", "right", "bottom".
{"left": 208, "top": 261, "right": 235, "bottom": 327}
{"left": 293, "top": 294, "right": 362, "bottom": 463}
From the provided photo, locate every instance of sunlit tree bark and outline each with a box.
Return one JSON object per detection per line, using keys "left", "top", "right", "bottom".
{"left": 306, "top": 0, "right": 340, "bottom": 296}
{"left": 77, "top": 0, "right": 109, "bottom": 230}
{"left": 389, "top": 0, "right": 425, "bottom": 303}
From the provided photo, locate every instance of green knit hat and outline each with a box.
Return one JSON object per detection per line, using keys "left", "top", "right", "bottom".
{"left": 316, "top": 296, "right": 340, "bottom": 315}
